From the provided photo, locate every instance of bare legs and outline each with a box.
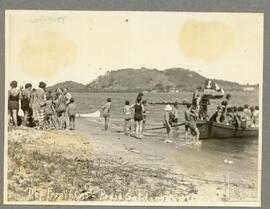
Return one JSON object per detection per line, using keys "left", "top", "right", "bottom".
{"left": 124, "top": 119, "right": 131, "bottom": 135}
{"left": 9, "top": 109, "right": 18, "bottom": 127}
{"left": 104, "top": 116, "right": 110, "bottom": 131}
{"left": 164, "top": 124, "right": 172, "bottom": 143}
{"left": 23, "top": 110, "right": 29, "bottom": 126}
{"left": 135, "top": 120, "right": 143, "bottom": 139}
{"left": 69, "top": 116, "right": 75, "bottom": 130}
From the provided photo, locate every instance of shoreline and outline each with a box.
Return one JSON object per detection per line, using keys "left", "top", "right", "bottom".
{"left": 6, "top": 117, "right": 259, "bottom": 203}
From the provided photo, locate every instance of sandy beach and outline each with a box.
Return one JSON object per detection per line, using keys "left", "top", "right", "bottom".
{"left": 6, "top": 117, "right": 258, "bottom": 203}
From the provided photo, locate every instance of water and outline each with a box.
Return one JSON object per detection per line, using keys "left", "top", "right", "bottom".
{"left": 72, "top": 91, "right": 259, "bottom": 135}
{"left": 72, "top": 91, "right": 259, "bottom": 185}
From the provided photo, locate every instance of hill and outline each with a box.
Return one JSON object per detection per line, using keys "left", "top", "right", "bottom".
{"left": 87, "top": 68, "right": 242, "bottom": 92}
{"left": 47, "top": 81, "right": 87, "bottom": 92}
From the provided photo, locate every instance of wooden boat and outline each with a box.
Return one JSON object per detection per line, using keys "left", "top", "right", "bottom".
{"left": 196, "top": 120, "right": 258, "bottom": 139}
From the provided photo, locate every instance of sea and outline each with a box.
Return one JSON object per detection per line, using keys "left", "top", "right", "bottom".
{"left": 72, "top": 90, "right": 260, "bottom": 190}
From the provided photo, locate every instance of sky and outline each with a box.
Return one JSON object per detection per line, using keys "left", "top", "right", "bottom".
{"left": 6, "top": 11, "right": 264, "bottom": 87}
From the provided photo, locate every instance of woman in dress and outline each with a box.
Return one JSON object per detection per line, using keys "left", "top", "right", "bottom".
{"left": 8, "top": 81, "right": 20, "bottom": 127}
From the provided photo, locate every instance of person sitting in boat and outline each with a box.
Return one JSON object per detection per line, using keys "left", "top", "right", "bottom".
{"left": 184, "top": 103, "right": 200, "bottom": 144}
{"left": 252, "top": 106, "right": 259, "bottom": 127}
{"left": 243, "top": 104, "right": 253, "bottom": 127}
{"left": 219, "top": 100, "right": 228, "bottom": 123}
{"left": 231, "top": 106, "right": 240, "bottom": 128}
{"left": 237, "top": 106, "right": 248, "bottom": 129}
{"left": 243, "top": 104, "right": 252, "bottom": 119}
{"left": 223, "top": 107, "right": 234, "bottom": 125}
{"left": 209, "top": 105, "right": 222, "bottom": 123}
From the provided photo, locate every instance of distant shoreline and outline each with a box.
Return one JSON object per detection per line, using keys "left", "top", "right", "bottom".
{"left": 62, "top": 88, "right": 259, "bottom": 94}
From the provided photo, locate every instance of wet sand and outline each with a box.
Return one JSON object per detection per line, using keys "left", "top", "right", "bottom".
{"left": 6, "top": 117, "right": 259, "bottom": 204}
{"left": 75, "top": 117, "right": 259, "bottom": 202}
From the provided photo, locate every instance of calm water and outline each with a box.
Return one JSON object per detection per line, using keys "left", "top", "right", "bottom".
{"left": 72, "top": 91, "right": 259, "bottom": 185}
{"left": 72, "top": 91, "right": 259, "bottom": 130}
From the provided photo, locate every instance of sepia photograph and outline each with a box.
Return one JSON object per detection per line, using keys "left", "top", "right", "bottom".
{"left": 4, "top": 10, "right": 263, "bottom": 206}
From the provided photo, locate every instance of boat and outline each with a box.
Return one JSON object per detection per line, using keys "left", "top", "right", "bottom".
{"left": 196, "top": 120, "right": 258, "bottom": 139}
{"left": 76, "top": 110, "right": 101, "bottom": 118}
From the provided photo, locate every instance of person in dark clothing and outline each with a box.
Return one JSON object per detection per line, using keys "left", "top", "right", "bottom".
{"left": 21, "top": 83, "right": 32, "bottom": 126}
{"left": 199, "top": 95, "right": 210, "bottom": 120}
{"left": 131, "top": 96, "right": 144, "bottom": 139}
{"left": 8, "top": 81, "right": 20, "bottom": 127}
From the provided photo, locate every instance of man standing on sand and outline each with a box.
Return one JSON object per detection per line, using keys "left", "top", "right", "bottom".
{"left": 184, "top": 103, "right": 200, "bottom": 145}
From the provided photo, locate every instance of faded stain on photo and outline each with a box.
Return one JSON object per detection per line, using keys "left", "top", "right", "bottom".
{"left": 4, "top": 11, "right": 263, "bottom": 207}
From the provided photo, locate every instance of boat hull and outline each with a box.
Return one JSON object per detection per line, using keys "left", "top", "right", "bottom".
{"left": 196, "top": 121, "right": 258, "bottom": 139}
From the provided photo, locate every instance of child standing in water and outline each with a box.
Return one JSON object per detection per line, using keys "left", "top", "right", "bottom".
{"left": 102, "top": 98, "right": 112, "bottom": 131}
{"left": 123, "top": 100, "right": 132, "bottom": 135}
{"left": 66, "top": 98, "right": 77, "bottom": 130}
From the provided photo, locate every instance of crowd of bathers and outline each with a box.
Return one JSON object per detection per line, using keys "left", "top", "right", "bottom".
{"left": 101, "top": 92, "right": 147, "bottom": 140}
{"left": 161, "top": 92, "right": 260, "bottom": 145}
{"left": 8, "top": 80, "right": 259, "bottom": 144}
{"left": 209, "top": 103, "right": 259, "bottom": 128}
{"left": 8, "top": 80, "right": 77, "bottom": 130}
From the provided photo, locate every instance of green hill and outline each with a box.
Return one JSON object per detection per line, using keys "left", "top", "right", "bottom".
{"left": 87, "top": 68, "right": 242, "bottom": 92}
{"left": 47, "top": 81, "right": 87, "bottom": 92}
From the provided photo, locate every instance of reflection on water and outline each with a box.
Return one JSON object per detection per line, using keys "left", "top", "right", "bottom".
{"left": 201, "top": 137, "right": 258, "bottom": 156}
{"left": 176, "top": 136, "right": 258, "bottom": 186}
{"left": 74, "top": 91, "right": 259, "bottom": 185}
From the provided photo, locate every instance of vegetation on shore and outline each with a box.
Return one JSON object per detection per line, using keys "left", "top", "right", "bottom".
{"left": 7, "top": 128, "right": 198, "bottom": 202}
{"left": 48, "top": 68, "right": 258, "bottom": 93}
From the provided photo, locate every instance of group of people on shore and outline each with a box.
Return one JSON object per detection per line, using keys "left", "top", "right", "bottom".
{"left": 160, "top": 92, "right": 260, "bottom": 145}
{"left": 9, "top": 80, "right": 259, "bottom": 144}
{"left": 101, "top": 92, "right": 147, "bottom": 140}
{"left": 8, "top": 80, "right": 77, "bottom": 130}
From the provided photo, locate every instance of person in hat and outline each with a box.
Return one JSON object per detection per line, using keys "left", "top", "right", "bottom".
{"left": 184, "top": 103, "right": 200, "bottom": 144}
{"left": 8, "top": 80, "right": 20, "bottom": 127}
{"left": 163, "top": 104, "right": 173, "bottom": 143}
